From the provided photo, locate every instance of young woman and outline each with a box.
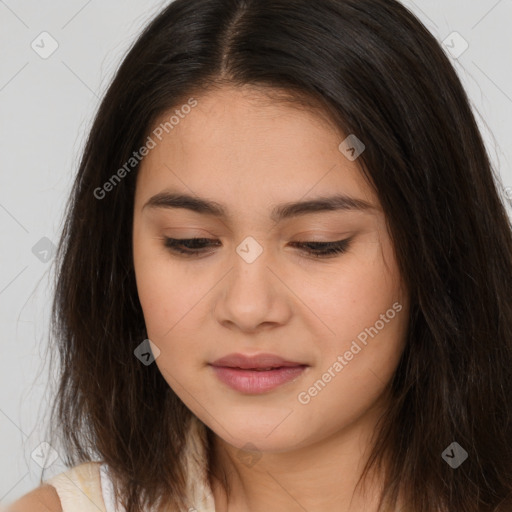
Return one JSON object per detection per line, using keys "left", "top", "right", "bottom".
{"left": 7, "top": 0, "right": 512, "bottom": 511}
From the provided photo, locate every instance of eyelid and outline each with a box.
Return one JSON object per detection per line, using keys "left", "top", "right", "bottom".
{"left": 292, "top": 229, "right": 353, "bottom": 238}
{"left": 161, "top": 236, "right": 353, "bottom": 259}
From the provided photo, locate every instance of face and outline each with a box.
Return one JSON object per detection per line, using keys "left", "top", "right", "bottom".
{"left": 132, "top": 85, "right": 409, "bottom": 453}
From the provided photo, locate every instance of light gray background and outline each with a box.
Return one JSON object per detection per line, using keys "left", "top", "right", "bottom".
{"left": 1, "top": 0, "right": 511, "bottom": 504}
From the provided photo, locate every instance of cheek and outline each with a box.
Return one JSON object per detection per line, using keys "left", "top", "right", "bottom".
{"left": 298, "top": 237, "right": 408, "bottom": 402}
{"left": 132, "top": 242, "right": 217, "bottom": 375}
{"left": 135, "top": 262, "right": 197, "bottom": 340}
{"left": 296, "top": 296, "right": 407, "bottom": 433}
{"left": 132, "top": 227, "right": 200, "bottom": 335}
{"left": 133, "top": 234, "right": 180, "bottom": 339}
{"left": 133, "top": 257, "right": 206, "bottom": 386}
{"left": 303, "top": 238, "right": 403, "bottom": 338}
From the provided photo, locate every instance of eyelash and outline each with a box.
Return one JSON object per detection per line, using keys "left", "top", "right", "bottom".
{"left": 163, "top": 237, "right": 351, "bottom": 258}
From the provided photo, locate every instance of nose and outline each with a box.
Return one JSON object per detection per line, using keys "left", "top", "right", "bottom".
{"left": 213, "top": 243, "right": 292, "bottom": 333}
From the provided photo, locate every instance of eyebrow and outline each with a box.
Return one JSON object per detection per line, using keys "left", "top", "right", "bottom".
{"left": 142, "top": 191, "right": 377, "bottom": 222}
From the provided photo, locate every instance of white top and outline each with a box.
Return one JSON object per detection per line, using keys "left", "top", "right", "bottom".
{"left": 99, "top": 463, "right": 123, "bottom": 512}
{"left": 40, "top": 415, "right": 216, "bottom": 511}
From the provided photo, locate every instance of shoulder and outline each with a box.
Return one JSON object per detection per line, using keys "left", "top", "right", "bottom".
{"left": 5, "top": 483, "right": 62, "bottom": 512}
{"left": 6, "top": 461, "right": 105, "bottom": 512}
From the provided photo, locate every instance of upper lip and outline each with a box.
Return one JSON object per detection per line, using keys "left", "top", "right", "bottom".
{"left": 210, "top": 353, "right": 307, "bottom": 369}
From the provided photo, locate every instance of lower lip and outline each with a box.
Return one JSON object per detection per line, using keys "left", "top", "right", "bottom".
{"left": 210, "top": 365, "right": 308, "bottom": 393}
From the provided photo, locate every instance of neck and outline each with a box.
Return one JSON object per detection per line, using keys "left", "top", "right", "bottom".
{"left": 207, "top": 397, "right": 399, "bottom": 512}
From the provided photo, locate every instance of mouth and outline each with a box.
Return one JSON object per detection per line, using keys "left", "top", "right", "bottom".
{"left": 237, "top": 366, "right": 290, "bottom": 371}
{"left": 210, "top": 352, "right": 308, "bottom": 370}
{"left": 213, "top": 365, "right": 303, "bottom": 371}
{"left": 212, "top": 365, "right": 308, "bottom": 371}
{"left": 208, "top": 353, "right": 309, "bottom": 393}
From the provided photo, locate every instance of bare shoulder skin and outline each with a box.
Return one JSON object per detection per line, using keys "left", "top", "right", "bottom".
{"left": 5, "top": 484, "right": 62, "bottom": 512}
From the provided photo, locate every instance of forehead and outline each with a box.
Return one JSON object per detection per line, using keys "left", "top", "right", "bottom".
{"left": 134, "top": 85, "right": 378, "bottom": 218}
{"left": 150, "top": 84, "right": 343, "bottom": 154}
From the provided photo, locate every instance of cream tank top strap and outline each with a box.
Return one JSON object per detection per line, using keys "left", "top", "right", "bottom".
{"left": 44, "top": 461, "right": 118, "bottom": 512}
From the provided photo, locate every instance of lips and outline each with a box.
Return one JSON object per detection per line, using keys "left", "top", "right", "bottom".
{"left": 210, "top": 352, "right": 307, "bottom": 370}
{"left": 209, "top": 353, "right": 309, "bottom": 393}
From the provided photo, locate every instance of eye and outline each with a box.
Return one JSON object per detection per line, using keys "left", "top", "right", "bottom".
{"left": 288, "top": 239, "right": 351, "bottom": 258}
{"left": 162, "top": 237, "right": 352, "bottom": 258}
{"left": 163, "top": 237, "right": 221, "bottom": 255}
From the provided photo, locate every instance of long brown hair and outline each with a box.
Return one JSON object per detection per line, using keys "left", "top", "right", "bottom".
{"left": 42, "top": 0, "right": 512, "bottom": 510}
